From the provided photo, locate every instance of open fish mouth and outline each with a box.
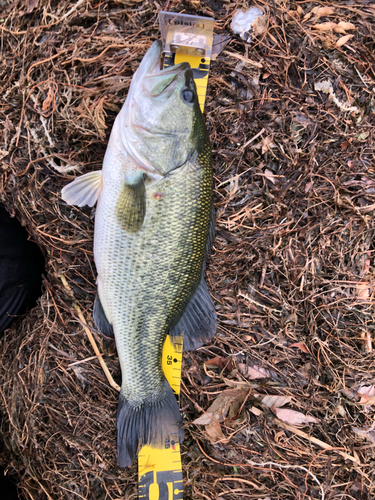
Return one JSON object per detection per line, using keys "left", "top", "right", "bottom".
{"left": 135, "top": 40, "right": 190, "bottom": 98}
{"left": 143, "top": 61, "right": 190, "bottom": 97}
{"left": 118, "top": 40, "right": 192, "bottom": 175}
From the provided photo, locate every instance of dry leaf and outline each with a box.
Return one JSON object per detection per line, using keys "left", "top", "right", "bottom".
{"left": 211, "top": 34, "right": 232, "bottom": 61}
{"left": 315, "top": 80, "right": 333, "bottom": 94}
{"left": 252, "top": 14, "right": 268, "bottom": 37}
{"left": 362, "top": 258, "right": 371, "bottom": 276}
{"left": 204, "top": 356, "right": 235, "bottom": 372}
{"left": 93, "top": 98, "right": 108, "bottom": 139}
{"left": 193, "top": 387, "right": 250, "bottom": 435}
{"left": 26, "top": 0, "right": 39, "bottom": 13}
{"left": 356, "top": 283, "right": 370, "bottom": 299}
{"left": 302, "top": 11, "right": 312, "bottom": 21}
{"left": 303, "top": 6, "right": 335, "bottom": 21}
{"left": 313, "top": 22, "right": 337, "bottom": 31}
{"left": 261, "top": 136, "right": 276, "bottom": 154}
{"left": 288, "top": 342, "right": 310, "bottom": 354}
{"left": 337, "top": 405, "right": 346, "bottom": 417}
{"left": 305, "top": 180, "right": 314, "bottom": 193}
{"left": 287, "top": 10, "right": 298, "bottom": 19}
{"left": 264, "top": 169, "right": 276, "bottom": 184}
{"left": 335, "top": 34, "right": 354, "bottom": 48}
{"left": 357, "top": 386, "right": 375, "bottom": 405}
{"left": 256, "top": 394, "right": 291, "bottom": 408}
{"left": 0, "top": 149, "right": 9, "bottom": 160}
{"left": 250, "top": 406, "right": 263, "bottom": 416}
{"left": 313, "top": 7, "right": 335, "bottom": 18}
{"left": 193, "top": 412, "right": 213, "bottom": 426}
{"left": 204, "top": 356, "right": 225, "bottom": 368}
{"left": 360, "top": 203, "right": 375, "bottom": 214}
{"left": 353, "top": 425, "right": 375, "bottom": 445}
{"left": 273, "top": 408, "right": 318, "bottom": 425}
{"left": 206, "top": 419, "right": 225, "bottom": 441}
{"left": 42, "top": 86, "right": 54, "bottom": 112}
{"left": 337, "top": 21, "right": 356, "bottom": 31}
{"left": 313, "top": 22, "right": 355, "bottom": 34}
{"left": 238, "top": 363, "right": 273, "bottom": 380}
{"left": 228, "top": 175, "right": 240, "bottom": 197}
{"left": 241, "top": 334, "right": 254, "bottom": 342}
{"left": 283, "top": 312, "right": 298, "bottom": 326}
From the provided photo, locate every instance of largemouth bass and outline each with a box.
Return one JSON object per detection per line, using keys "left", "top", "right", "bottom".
{"left": 61, "top": 41, "right": 217, "bottom": 467}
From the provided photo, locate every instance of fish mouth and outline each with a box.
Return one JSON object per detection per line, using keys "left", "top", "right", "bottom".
{"left": 136, "top": 41, "right": 190, "bottom": 98}
{"left": 143, "top": 63, "right": 190, "bottom": 97}
{"left": 119, "top": 41, "right": 191, "bottom": 177}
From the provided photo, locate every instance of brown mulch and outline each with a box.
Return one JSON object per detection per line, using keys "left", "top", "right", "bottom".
{"left": 0, "top": 0, "right": 375, "bottom": 499}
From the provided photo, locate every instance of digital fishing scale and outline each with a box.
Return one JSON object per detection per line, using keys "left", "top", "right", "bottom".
{"left": 138, "top": 12, "right": 214, "bottom": 500}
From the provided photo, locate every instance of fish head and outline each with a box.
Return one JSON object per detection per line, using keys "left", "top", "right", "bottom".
{"left": 117, "top": 41, "right": 205, "bottom": 176}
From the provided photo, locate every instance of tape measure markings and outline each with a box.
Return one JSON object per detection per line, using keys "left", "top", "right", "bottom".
{"left": 138, "top": 15, "right": 214, "bottom": 498}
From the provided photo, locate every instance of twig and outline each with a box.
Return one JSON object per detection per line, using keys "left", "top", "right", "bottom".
{"left": 58, "top": 0, "right": 86, "bottom": 23}
{"left": 60, "top": 274, "right": 120, "bottom": 392}
{"left": 27, "top": 51, "right": 68, "bottom": 82}
{"left": 246, "top": 459, "right": 325, "bottom": 500}
{"left": 224, "top": 51, "right": 263, "bottom": 68}
{"left": 276, "top": 419, "right": 359, "bottom": 464}
{"left": 241, "top": 128, "right": 266, "bottom": 151}
{"left": 68, "top": 355, "right": 97, "bottom": 367}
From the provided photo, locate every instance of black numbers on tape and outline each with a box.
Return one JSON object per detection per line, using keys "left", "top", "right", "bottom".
{"left": 139, "top": 470, "right": 183, "bottom": 500}
{"left": 164, "top": 438, "right": 177, "bottom": 450}
{"left": 167, "top": 355, "right": 180, "bottom": 366}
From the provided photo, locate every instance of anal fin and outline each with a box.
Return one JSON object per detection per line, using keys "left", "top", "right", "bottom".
{"left": 170, "top": 275, "right": 217, "bottom": 351}
{"left": 93, "top": 293, "right": 114, "bottom": 339}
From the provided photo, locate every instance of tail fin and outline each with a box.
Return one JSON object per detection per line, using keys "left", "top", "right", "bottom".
{"left": 117, "top": 380, "right": 183, "bottom": 467}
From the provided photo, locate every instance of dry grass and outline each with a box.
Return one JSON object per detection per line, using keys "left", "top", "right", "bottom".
{"left": 0, "top": 0, "right": 375, "bottom": 498}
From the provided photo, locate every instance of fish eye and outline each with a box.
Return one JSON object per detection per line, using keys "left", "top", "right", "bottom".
{"left": 182, "top": 88, "right": 195, "bottom": 104}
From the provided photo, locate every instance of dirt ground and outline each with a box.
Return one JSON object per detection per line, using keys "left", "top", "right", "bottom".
{"left": 0, "top": 0, "right": 375, "bottom": 499}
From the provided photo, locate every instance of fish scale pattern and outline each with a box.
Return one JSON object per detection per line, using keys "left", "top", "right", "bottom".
{"left": 95, "top": 138, "right": 212, "bottom": 406}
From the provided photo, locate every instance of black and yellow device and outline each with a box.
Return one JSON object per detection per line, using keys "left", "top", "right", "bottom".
{"left": 159, "top": 11, "right": 215, "bottom": 113}
{"left": 138, "top": 11, "right": 214, "bottom": 500}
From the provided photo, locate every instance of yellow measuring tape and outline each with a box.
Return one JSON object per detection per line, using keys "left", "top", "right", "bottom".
{"left": 138, "top": 12, "right": 214, "bottom": 500}
{"left": 138, "top": 336, "right": 183, "bottom": 499}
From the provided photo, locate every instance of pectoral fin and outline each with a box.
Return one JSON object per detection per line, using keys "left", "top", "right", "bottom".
{"left": 61, "top": 170, "right": 103, "bottom": 207}
{"left": 116, "top": 173, "right": 146, "bottom": 233}
{"left": 169, "top": 274, "right": 217, "bottom": 351}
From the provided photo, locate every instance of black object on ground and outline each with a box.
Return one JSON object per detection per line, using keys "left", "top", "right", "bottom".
{"left": 0, "top": 204, "right": 44, "bottom": 499}
{"left": 0, "top": 205, "right": 45, "bottom": 335}
{"left": 0, "top": 465, "right": 23, "bottom": 500}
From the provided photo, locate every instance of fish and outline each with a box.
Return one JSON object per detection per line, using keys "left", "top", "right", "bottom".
{"left": 61, "top": 40, "right": 217, "bottom": 467}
